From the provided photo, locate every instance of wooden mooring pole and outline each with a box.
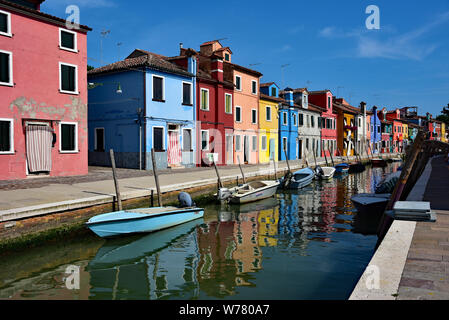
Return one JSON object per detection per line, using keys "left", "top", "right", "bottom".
{"left": 237, "top": 156, "right": 247, "bottom": 185}
{"left": 272, "top": 152, "right": 277, "bottom": 180}
{"left": 213, "top": 160, "right": 223, "bottom": 189}
{"left": 109, "top": 149, "right": 122, "bottom": 211}
{"left": 151, "top": 148, "right": 163, "bottom": 207}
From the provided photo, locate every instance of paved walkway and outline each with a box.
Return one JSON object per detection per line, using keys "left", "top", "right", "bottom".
{"left": 397, "top": 156, "right": 449, "bottom": 299}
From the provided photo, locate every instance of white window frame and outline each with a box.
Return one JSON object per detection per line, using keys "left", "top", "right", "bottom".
{"left": 0, "top": 118, "right": 14, "bottom": 154}
{"left": 251, "top": 109, "right": 257, "bottom": 125}
{"left": 59, "top": 28, "right": 78, "bottom": 53}
{"left": 0, "top": 10, "right": 12, "bottom": 38}
{"left": 59, "top": 121, "right": 78, "bottom": 153}
{"left": 152, "top": 75, "right": 165, "bottom": 101}
{"left": 282, "top": 137, "right": 288, "bottom": 151}
{"left": 152, "top": 126, "right": 165, "bottom": 151}
{"left": 0, "top": 49, "right": 13, "bottom": 87}
{"left": 261, "top": 135, "right": 267, "bottom": 151}
{"left": 235, "top": 106, "right": 242, "bottom": 123}
{"left": 94, "top": 127, "right": 105, "bottom": 151}
{"left": 235, "top": 75, "right": 242, "bottom": 91}
{"left": 201, "top": 130, "right": 209, "bottom": 151}
{"left": 266, "top": 106, "right": 272, "bottom": 122}
{"left": 283, "top": 112, "right": 288, "bottom": 126}
{"left": 59, "top": 62, "right": 78, "bottom": 94}
{"left": 235, "top": 135, "right": 241, "bottom": 151}
{"left": 293, "top": 114, "right": 297, "bottom": 126}
{"left": 182, "top": 81, "right": 193, "bottom": 105}
{"left": 251, "top": 80, "right": 257, "bottom": 95}
{"left": 200, "top": 88, "right": 209, "bottom": 111}
{"left": 225, "top": 93, "right": 232, "bottom": 114}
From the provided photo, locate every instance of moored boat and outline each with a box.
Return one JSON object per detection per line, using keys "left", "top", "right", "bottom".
{"left": 335, "top": 163, "right": 350, "bottom": 173}
{"left": 281, "top": 167, "right": 315, "bottom": 189}
{"left": 351, "top": 193, "right": 391, "bottom": 217}
{"left": 315, "top": 166, "right": 336, "bottom": 180}
{"left": 371, "top": 158, "right": 387, "bottom": 167}
{"left": 217, "top": 180, "right": 280, "bottom": 204}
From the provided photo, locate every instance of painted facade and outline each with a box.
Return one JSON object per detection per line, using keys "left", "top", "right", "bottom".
{"left": 88, "top": 49, "right": 197, "bottom": 170}
{"left": 333, "top": 98, "right": 358, "bottom": 157}
{"left": 309, "top": 90, "right": 337, "bottom": 157}
{"left": 278, "top": 89, "right": 299, "bottom": 161}
{"left": 223, "top": 58, "right": 262, "bottom": 165}
{"left": 0, "top": 0, "right": 91, "bottom": 180}
{"left": 370, "top": 106, "right": 382, "bottom": 154}
{"left": 293, "top": 88, "right": 322, "bottom": 162}
{"left": 191, "top": 43, "right": 235, "bottom": 166}
{"left": 259, "top": 82, "right": 281, "bottom": 163}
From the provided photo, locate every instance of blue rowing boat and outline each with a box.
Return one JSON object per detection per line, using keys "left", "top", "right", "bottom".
{"left": 335, "top": 163, "right": 350, "bottom": 173}
{"left": 280, "top": 167, "right": 315, "bottom": 189}
{"left": 86, "top": 206, "right": 204, "bottom": 238}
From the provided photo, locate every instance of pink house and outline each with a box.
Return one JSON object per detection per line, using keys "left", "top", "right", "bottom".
{"left": 0, "top": 0, "right": 91, "bottom": 180}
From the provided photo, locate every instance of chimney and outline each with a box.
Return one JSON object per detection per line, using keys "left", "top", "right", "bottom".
{"left": 284, "top": 88, "right": 294, "bottom": 107}
{"left": 180, "top": 43, "right": 183, "bottom": 50}
{"left": 360, "top": 101, "right": 366, "bottom": 115}
{"left": 210, "top": 55, "right": 223, "bottom": 82}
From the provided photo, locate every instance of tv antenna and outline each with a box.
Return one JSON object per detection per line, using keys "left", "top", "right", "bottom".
{"left": 117, "top": 42, "right": 123, "bottom": 60}
{"left": 100, "top": 29, "right": 111, "bottom": 66}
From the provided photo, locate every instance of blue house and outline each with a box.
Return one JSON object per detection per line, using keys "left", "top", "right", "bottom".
{"left": 370, "top": 106, "right": 381, "bottom": 153}
{"left": 279, "top": 88, "right": 299, "bottom": 161}
{"left": 88, "top": 49, "right": 197, "bottom": 170}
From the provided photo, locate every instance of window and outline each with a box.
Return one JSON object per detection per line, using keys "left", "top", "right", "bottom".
{"left": 153, "top": 127, "right": 164, "bottom": 151}
{"left": 60, "top": 122, "right": 78, "bottom": 153}
{"left": 261, "top": 135, "right": 267, "bottom": 151}
{"left": 306, "top": 115, "right": 310, "bottom": 127}
{"left": 59, "top": 62, "right": 78, "bottom": 94}
{"left": 251, "top": 80, "right": 257, "bottom": 95}
{"left": 271, "top": 87, "right": 276, "bottom": 97}
{"left": 225, "top": 93, "right": 232, "bottom": 114}
{"left": 235, "top": 135, "right": 241, "bottom": 151}
{"left": 0, "top": 10, "right": 11, "bottom": 37}
{"left": 266, "top": 106, "right": 271, "bottom": 121}
{"left": 251, "top": 109, "right": 257, "bottom": 124}
{"left": 59, "top": 28, "right": 77, "bottom": 52}
{"left": 282, "top": 137, "right": 287, "bottom": 151}
{"left": 0, "top": 119, "right": 13, "bottom": 154}
{"left": 182, "top": 128, "right": 192, "bottom": 151}
{"left": 299, "top": 114, "right": 304, "bottom": 126}
{"left": 283, "top": 112, "right": 287, "bottom": 125}
{"left": 225, "top": 53, "right": 230, "bottom": 61}
{"left": 311, "top": 116, "right": 315, "bottom": 128}
{"left": 235, "top": 75, "right": 241, "bottom": 91}
{"left": 292, "top": 114, "right": 297, "bottom": 126}
{"left": 201, "top": 130, "right": 209, "bottom": 151}
{"left": 252, "top": 136, "right": 257, "bottom": 151}
{"left": 152, "top": 76, "right": 164, "bottom": 101}
{"left": 235, "top": 106, "right": 242, "bottom": 122}
{"left": 0, "top": 50, "right": 12, "bottom": 86}
{"left": 306, "top": 138, "right": 309, "bottom": 150}
{"left": 182, "top": 82, "right": 192, "bottom": 105}
{"left": 200, "top": 88, "right": 209, "bottom": 110}
{"left": 94, "top": 128, "right": 105, "bottom": 152}
{"left": 328, "top": 96, "right": 331, "bottom": 109}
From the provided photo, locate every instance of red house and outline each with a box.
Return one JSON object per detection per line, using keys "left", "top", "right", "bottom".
{"left": 309, "top": 90, "right": 337, "bottom": 157}
{"left": 0, "top": 0, "right": 91, "bottom": 180}
{"left": 386, "top": 109, "right": 402, "bottom": 153}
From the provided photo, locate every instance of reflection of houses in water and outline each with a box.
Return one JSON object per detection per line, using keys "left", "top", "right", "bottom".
{"left": 87, "top": 220, "right": 201, "bottom": 300}
{"left": 233, "top": 211, "right": 262, "bottom": 286}
{"left": 319, "top": 182, "right": 339, "bottom": 239}
{"left": 258, "top": 207, "right": 279, "bottom": 247}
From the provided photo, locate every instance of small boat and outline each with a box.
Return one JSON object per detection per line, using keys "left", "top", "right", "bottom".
{"left": 349, "top": 162, "right": 365, "bottom": 173}
{"left": 315, "top": 166, "right": 336, "bottom": 180}
{"left": 351, "top": 193, "right": 391, "bottom": 217}
{"left": 391, "top": 156, "right": 403, "bottom": 162}
{"left": 280, "top": 167, "right": 315, "bottom": 189}
{"left": 217, "top": 180, "right": 280, "bottom": 204}
{"left": 86, "top": 192, "right": 204, "bottom": 238}
{"left": 371, "top": 158, "right": 387, "bottom": 167}
{"left": 335, "top": 163, "right": 350, "bottom": 173}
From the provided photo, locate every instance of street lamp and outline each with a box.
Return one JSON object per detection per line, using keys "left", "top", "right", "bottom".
{"left": 88, "top": 81, "right": 123, "bottom": 94}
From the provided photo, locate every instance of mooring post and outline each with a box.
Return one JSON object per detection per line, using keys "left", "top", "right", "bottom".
{"left": 213, "top": 160, "right": 223, "bottom": 188}
{"left": 237, "top": 156, "right": 247, "bottom": 185}
{"left": 272, "top": 152, "right": 277, "bottom": 180}
{"left": 151, "top": 148, "right": 163, "bottom": 207}
{"left": 109, "top": 149, "right": 122, "bottom": 211}
{"left": 151, "top": 189, "right": 154, "bottom": 207}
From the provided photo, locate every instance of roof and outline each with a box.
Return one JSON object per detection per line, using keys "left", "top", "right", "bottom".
{"left": 308, "top": 103, "right": 325, "bottom": 113}
{"left": 260, "top": 82, "right": 280, "bottom": 88}
{"left": 0, "top": 0, "right": 91, "bottom": 32}
{"left": 88, "top": 50, "right": 194, "bottom": 77}
{"left": 333, "top": 101, "right": 360, "bottom": 115}
{"left": 224, "top": 61, "right": 263, "bottom": 77}
{"left": 259, "top": 93, "right": 283, "bottom": 103}
{"left": 309, "top": 90, "right": 333, "bottom": 95}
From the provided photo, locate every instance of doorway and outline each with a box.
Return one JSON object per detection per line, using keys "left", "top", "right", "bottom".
{"left": 25, "top": 122, "right": 53, "bottom": 175}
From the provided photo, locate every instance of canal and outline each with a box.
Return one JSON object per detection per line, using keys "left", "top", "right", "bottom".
{"left": 0, "top": 163, "right": 401, "bottom": 300}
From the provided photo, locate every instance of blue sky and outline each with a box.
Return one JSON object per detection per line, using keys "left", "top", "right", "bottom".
{"left": 43, "top": 0, "right": 449, "bottom": 117}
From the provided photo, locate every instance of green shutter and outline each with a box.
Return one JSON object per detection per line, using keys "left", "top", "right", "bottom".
{"left": 0, "top": 13, "right": 7, "bottom": 33}
{"left": 61, "top": 31, "right": 75, "bottom": 50}
{"left": 61, "top": 124, "right": 75, "bottom": 151}
{"left": 61, "top": 65, "right": 76, "bottom": 92}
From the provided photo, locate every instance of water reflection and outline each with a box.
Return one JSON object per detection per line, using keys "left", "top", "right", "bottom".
{"left": 0, "top": 164, "right": 402, "bottom": 300}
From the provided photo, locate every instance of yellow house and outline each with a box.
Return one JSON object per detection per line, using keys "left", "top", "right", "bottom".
{"left": 442, "top": 122, "right": 447, "bottom": 142}
{"left": 402, "top": 121, "right": 408, "bottom": 143}
{"left": 258, "top": 207, "right": 279, "bottom": 247}
{"left": 333, "top": 99, "right": 358, "bottom": 156}
{"left": 259, "top": 83, "right": 282, "bottom": 163}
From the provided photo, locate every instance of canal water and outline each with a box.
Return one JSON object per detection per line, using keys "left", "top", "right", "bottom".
{"left": 0, "top": 163, "right": 401, "bottom": 300}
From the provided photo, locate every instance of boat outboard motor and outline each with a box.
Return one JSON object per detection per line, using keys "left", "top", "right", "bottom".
{"left": 315, "top": 166, "right": 324, "bottom": 177}
{"left": 178, "top": 192, "right": 196, "bottom": 208}
{"left": 217, "top": 188, "right": 232, "bottom": 201}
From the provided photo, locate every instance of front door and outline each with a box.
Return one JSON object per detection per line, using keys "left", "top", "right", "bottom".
{"left": 167, "top": 125, "right": 181, "bottom": 166}
{"left": 269, "top": 138, "right": 275, "bottom": 160}
{"left": 226, "top": 135, "right": 233, "bottom": 165}
{"left": 298, "top": 140, "right": 302, "bottom": 159}
{"left": 244, "top": 135, "right": 249, "bottom": 163}
{"left": 26, "top": 123, "right": 53, "bottom": 174}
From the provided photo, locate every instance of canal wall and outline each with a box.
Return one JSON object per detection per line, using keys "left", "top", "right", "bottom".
{"left": 0, "top": 153, "right": 401, "bottom": 252}
{"left": 349, "top": 156, "right": 434, "bottom": 300}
